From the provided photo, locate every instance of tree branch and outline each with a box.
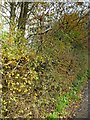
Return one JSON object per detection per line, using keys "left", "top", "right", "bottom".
{"left": 27, "top": 27, "right": 52, "bottom": 39}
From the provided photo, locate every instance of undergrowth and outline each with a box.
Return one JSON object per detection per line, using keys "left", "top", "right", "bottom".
{"left": 47, "top": 70, "right": 88, "bottom": 119}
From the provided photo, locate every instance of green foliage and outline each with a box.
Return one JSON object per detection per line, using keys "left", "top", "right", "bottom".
{"left": 56, "top": 96, "right": 69, "bottom": 113}
{"left": 87, "top": 70, "right": 90, "bottom": 79}
{"left": 48, "top": 70, "right": 87, "bottom": 118}
{"left": 47, "top": 112, "right": 58, "bottom": 119}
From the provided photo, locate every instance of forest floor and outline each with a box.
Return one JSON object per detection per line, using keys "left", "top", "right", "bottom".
{"left": 72, "top": 81, "right": 88, "bottom": 118}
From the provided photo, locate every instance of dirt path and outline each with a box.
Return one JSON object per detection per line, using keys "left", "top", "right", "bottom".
{"left": 72, "top": 82, "right": 88, "bottom": 118}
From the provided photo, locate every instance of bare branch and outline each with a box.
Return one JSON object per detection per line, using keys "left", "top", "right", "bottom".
{"left": 0, "top": 12, "right": 9, "bottom": 23}
{"left": 0, "top": 4, "right": 10, "bottom": 12}
{"left": 27, "top": 27, "right": 52, "bottom": 39}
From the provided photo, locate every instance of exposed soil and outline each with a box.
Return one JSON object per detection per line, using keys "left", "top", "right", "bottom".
{"left": 72, "top": 81, "right": 88, "bottom": 118}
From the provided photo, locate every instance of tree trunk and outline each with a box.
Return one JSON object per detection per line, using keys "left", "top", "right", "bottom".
{"left": 18, "top": 2, "right": 28, "bottom": 37}
{"left": 10, "top": 2, "right": 16, "bottom": 32}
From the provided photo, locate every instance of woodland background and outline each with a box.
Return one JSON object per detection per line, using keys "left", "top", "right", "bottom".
{"left": 0, "top": 2, "right": 89, "bottom": 118}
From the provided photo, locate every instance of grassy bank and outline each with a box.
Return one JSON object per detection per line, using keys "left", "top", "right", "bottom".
{"left": 47, "top": 70, "right": 88, "bottom": 119}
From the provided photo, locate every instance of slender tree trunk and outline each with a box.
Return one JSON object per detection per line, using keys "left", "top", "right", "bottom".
{"left": 10, "top": 2, "right": 16, "bottom": 32}
{"left": 18, "top": 2, "right": 28, "bottom": 37}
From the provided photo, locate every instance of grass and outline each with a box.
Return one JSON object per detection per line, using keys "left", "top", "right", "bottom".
{"left": 47, "top": 70, "right": 88, "bottom": 119}
{"left": 48, "top": 49, "right": 88, "bottom": 119}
